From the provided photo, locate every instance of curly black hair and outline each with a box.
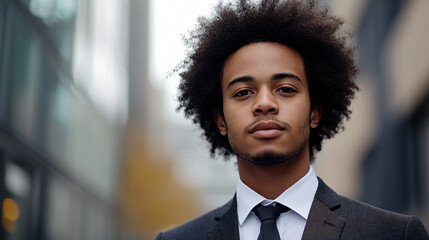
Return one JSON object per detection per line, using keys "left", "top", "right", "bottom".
{"left": 177, "top": 0, "right": 358, "bottom": 160}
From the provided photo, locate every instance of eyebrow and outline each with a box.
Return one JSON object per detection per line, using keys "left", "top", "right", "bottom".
{"left": 226, "top": 73, "right": 302, "bottom": 90}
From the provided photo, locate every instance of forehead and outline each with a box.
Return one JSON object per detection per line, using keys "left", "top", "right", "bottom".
{"left": 221, "top": 42, "right": 306, "bottom": 88}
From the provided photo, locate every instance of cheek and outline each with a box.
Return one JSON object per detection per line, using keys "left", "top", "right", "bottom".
{"left": 224, "top": 112, "right": 240, "bottom": 131}
{"left": 223, "top": 101, "right": 244, "bottom": 123}
{"left": 223, "top": 109, "right": 247, "bottom": 135}
{"left": 291, "top": 96, "right": 311, "bottom": 114}
{"left": 282, "top": 100, "right": 311, "bottom": 127}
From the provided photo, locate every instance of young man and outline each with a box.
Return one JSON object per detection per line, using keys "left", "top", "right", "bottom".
{"left": 156, "top": 0, "right": 428, "bottom": 239}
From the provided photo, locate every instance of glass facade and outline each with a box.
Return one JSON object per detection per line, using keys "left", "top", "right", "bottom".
{"left": 0, "top": 0, "right": 129, "bottom": 239}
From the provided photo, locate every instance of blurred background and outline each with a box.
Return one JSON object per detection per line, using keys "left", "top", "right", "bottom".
{"left": 0, "top": 0, "right": 427, "bottom": 239}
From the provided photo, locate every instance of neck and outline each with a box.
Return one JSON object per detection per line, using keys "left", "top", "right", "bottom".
{"left": 237, "top": 149, "right": 310, "bottom": 200}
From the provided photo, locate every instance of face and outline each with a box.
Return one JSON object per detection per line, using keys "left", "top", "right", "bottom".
{"left": 215, "top": 42, "right": 321, "bottom": 165}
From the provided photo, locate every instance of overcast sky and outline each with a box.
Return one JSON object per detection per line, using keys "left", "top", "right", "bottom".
{"left": 149, "top": 0, "right": 222, "bottom": 123}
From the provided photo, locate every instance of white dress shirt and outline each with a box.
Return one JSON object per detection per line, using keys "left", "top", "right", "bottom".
{"left": 236, "top": 165, "right": 318, "bottom": 240}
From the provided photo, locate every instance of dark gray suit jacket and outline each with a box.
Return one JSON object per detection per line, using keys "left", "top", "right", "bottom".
{"left": 156, "top": 178, "right": 428, "bottom": 239}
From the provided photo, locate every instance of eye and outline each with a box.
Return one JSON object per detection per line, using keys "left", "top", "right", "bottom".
{"left": 234, "top": 89, "right": 253, "bottom": 97}
{"left": 276, "top": 87, "right": 296, "bottom": 94}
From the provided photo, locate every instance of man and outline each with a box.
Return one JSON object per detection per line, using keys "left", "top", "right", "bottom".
{"left": 156, "top": 0, "right": 429, "bottom": 239}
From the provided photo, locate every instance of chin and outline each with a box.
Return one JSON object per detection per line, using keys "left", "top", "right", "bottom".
{"left": 234, "top": 149, "right": 298, "bottom": 165}
{"left": 248, "top": 151, "right": 290, "bottom": 165}
{"left": 233, "top": 142, "right": 308, "bottom": 166}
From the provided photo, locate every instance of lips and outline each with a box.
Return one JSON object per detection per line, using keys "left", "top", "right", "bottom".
{"left": 249, "top": 121, "right": 286, "bottom": 138}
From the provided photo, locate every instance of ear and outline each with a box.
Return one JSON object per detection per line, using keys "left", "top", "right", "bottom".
{"left": 213, "top": 111, "right": 227, "bottom": 136}
{"left": 310, "top": 106, "right": 322, "bottom": 128}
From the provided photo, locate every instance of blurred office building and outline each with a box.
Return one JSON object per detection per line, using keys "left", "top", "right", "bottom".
{"left": 0, "top": 0, "right": 203, "bottom": 239}
{"left": 0, "top": 0, "right": 130, "bottom": 239}
{"left": 315, "top": 0, "right": 429, "bottom": 230}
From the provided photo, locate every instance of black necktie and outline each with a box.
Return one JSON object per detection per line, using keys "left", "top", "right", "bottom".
{"left": 252, "top": 203, "right": 290, "bottom": 240}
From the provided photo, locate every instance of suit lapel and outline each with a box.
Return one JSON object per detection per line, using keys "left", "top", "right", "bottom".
{"left": 302, "top": 178, "right": 345, "bottom": 240}
{"left": 207, "top": 196, "right": 239, "bottom": 240}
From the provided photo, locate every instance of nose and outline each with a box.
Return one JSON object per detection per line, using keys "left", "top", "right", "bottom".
{"left": 252, "top": 88, "right": 279, "bottom": 115}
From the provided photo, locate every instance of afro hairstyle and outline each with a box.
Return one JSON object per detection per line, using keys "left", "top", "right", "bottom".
{"left": 176, "top": 0, "right": 359, "bottom": 160}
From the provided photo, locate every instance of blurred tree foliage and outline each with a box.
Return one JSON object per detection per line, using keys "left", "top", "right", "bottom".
{"left": 119, "top": 126, "right": 201, "bottom": 238}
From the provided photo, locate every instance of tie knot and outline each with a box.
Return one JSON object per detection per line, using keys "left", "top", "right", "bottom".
{"left": 252, "top": 204, "right": 289, "bottom": 222}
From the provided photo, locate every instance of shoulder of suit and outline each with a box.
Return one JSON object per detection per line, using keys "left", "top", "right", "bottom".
{"left": 316, "top": 178, "right": 428, "bottom": 238}
{"left": 337, "top": 194, "right": 410, "bottom": 221}
{"left": 156, "top": 198, "right": 234, "bottom": 240}
{"left": 335, "top": 195, "right": 428, "bottom": 238}
{"left": 317, "top": 177, "right": 414, "bottom": 221}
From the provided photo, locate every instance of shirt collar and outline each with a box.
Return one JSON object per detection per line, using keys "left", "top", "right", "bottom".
{"left": 236, "top": 165, "right": 318, "bottom": 225}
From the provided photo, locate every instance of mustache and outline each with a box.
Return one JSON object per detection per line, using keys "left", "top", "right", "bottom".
{"left": 243, "top": 116, "right": 291, "bottom": 134}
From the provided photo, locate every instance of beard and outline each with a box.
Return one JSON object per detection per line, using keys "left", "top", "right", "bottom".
{"left": 227, "top": 113, "right": 311, "bottom": 165}
{"left": 231, "top": 137, "right": 309, "bottom": 165}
